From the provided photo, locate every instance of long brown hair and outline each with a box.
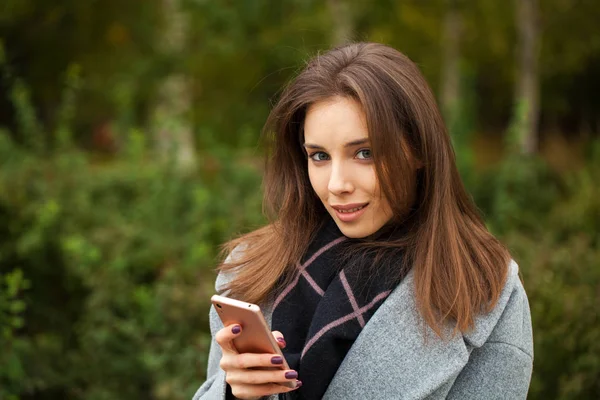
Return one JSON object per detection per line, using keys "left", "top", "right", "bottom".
{"left": 219, "top": 42, "right": 510, "bottom": 337}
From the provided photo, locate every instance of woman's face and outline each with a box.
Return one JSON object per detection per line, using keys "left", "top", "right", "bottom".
{"left": 303, "top": 96, "right": 393, "bottom": 238}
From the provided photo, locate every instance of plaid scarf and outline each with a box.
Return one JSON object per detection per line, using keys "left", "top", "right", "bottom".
{"left": 272, "top": 217, "right": 409, "bottom": 399}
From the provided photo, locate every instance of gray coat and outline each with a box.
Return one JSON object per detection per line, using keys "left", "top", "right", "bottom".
{"left": 193, "top": 259, "right": 533, "bottom": 399}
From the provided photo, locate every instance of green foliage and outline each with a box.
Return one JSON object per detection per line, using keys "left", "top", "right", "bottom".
{"left": 55, "top": 64, "right": 81, "bottom": 150}
{"left": 445, "top": 64, "right": 478, "bottom": 186}
{"left": 2, "top": 0, "right": 598, "bottom": 150}
{"left": 0, "top": 136, "right": 264, "bottom": 399}
{"left": 0, "top": 60, "right": 264, "bottom": 400}
{"left": 471, "top": 143, "right": 600, "bottom": 399}
{"left": 0, "top": 269, "right": 31, "bottom": 400}
{"left": 0, "top": 1, "right": 599, "bottom": 399}
{"left": 2, "top": 117, "right": 599, "bottom": 400}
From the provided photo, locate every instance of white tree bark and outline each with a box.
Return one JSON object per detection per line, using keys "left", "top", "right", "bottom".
{"left": 327, "top": 0, "right": 353, "bottom": 46}
{"left": 440, "top": 0, "right": 462, "bottom": 123}
{"left": 153, "top": 0, "right": 196, "bottom": 170}
{"left": 513, "top": 0, "right": 540, "bottom": 154}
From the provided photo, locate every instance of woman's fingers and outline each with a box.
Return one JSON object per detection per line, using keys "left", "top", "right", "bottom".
{"left": 271, "top": 330, "right": 286, "bottom": 348}
{"left": 215, "top": 324, "right": 242, "bottom": 354}
{"left": 216, "top": 326, "right": 299, "bottom": 399}
{"left": 220, "top": 352, "right": 287, "bottom": 370}
{"left": 230, "top": 381, "right": 301, "bottom": 399}
{"left": 226, "top": 368, "right": 299, "bottom": 385}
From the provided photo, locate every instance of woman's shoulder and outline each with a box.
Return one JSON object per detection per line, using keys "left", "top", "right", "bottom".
{"left": 214, "top": 223, "right": 278, "bottom": 293}
{"left": 380, "top": 259, "right": 531, "bottom": 352}
{"left": 462, "top": 259, "right": 533, "bottom": 356}
{"left": 214, "top": 243, "right": 248, "bottom": 293}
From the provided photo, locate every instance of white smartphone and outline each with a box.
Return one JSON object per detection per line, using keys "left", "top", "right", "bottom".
{"left": 210, "top": 294, "right": 295, "bottom": 388}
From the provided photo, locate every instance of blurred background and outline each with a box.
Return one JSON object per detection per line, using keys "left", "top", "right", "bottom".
{"left": 0, "top": 0, "right": 598, "bottom": 399}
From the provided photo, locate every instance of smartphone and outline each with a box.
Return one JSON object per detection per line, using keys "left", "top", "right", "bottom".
{"left": 210, "top": 294, "right": 295, "bottom": 388}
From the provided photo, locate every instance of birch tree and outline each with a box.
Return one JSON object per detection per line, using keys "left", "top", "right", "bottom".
{"left": 327, "top": 0, "right": 354, "bottom": 45}
{"left": 440, "top": 0, "right": 463, "bottom": 125}
{"left": 511, "top": 0, "right": 540, "bottom": 154}
{"left": 152, "top": 0, "right": 197, "bottom": 170}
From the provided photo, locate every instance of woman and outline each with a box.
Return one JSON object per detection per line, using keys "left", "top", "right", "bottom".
{"left": 194, "top": 42, "right": 533, "bottom": 400}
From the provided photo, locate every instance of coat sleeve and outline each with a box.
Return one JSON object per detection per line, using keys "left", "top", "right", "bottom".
{"left": 447, "top": 274, "right": 534, "bottom": 399}
{"left": 446, "top": 341, "right": 533, "bottom": 399}
{"left": 192, "top": 302, "right": 228, "bottom": 400}
{"left": 193, "top": 247, "right": 249, "bottom": 400}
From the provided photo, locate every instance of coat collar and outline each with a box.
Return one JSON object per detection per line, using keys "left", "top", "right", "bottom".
{"left": 259, "top": 261, "right": 520, "bottom": 399}
{"left": 322, "top": 269, "right": 469, "bottom": 399}
{"left": 322, "top": 261, "right": 520, "bottom": 399}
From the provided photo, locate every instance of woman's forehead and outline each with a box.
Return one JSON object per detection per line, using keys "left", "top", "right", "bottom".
{"left": 303, "top": 97, "right": 369, "bottom": 146}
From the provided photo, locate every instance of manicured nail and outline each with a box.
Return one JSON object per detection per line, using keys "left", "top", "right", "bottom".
{"left": 277, "top": 337, "right": 286, "bottom": 346}
{"left": 271, "top": 356, "right": 283, "bottom": 365}
{"left": 295, "top": 380, "right": 303, "bottom": 388}
{"left": 285, "top": 371, "right": 298, "bottom": 379}
{"left": 231, "top": 325, "right": 241, "bottom": 334}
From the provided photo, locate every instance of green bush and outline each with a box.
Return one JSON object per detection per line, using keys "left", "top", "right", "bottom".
{"left": 0, "top": 138, "right": 265, "bottom": 399}
{"left": 0, "top": 69, "right": 598, "bottom": 400}
{"left": 472, "top": 145, "right": 600, "bottom": 399}
{"left": 2, "top": 143, "right": 599, "bottom": 400}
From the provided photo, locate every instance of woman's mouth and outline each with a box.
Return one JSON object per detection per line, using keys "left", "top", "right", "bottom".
{"left": 331, "top": 203, "right": 369, "bottom": 222}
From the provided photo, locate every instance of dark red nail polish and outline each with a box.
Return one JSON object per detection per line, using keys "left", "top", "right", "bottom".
{"left": 285, "top": 371, "right": 298, "bottom": 379}
{"left": 231, "top": 325, "right": 241, "bottom": 334}
{"left": 271, "top": 356, "right": 283, "bottom": 365}
{"left": 295, "top": 380, "right": 303, "bottom": 388}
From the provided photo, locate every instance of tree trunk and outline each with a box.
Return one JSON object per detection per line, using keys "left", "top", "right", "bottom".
{"left": 513, "top": 0, "right": 540, "bottom": 154}
{"left": 153, "top": 0, "right": 196, "bottom": 170}
{"left": 327, "top": 0, "right": 353, "bottom": 46}
{"left": 440, "top": 0, "right": 462, "bottom": 124}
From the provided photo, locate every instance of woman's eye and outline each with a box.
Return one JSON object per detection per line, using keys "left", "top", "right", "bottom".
{"left": 309, "top": 152, "right": 330, "bottom": 161}
{"left": 356, "top": 149, "right": 372, "bottom": 160}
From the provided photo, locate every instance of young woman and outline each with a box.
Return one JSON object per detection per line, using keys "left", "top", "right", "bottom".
{"left": 194, "top": 42, "right": 533, "bottom": 400}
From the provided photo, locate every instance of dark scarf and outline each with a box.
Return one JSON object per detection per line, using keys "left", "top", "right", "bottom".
{"left": 272, "top": 216, "right": 410, "bottom": 400}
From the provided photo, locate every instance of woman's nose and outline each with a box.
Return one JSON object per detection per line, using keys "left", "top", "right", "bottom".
{"left": 328, "top": 161, "right": 354, "bottom": 195}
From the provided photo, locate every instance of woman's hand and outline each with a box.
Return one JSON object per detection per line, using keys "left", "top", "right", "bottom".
{"left": 215, "top": 324, "right": 301, "bottom": 400}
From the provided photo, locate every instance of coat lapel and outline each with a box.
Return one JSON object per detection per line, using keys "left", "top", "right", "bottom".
{"left": 323, "top": 270, "right": 471, "bottom": 399}
{"left": 258, "top": 261, "right": 519, "bottom": 399}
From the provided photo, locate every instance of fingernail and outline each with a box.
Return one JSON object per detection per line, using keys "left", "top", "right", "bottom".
{"left": 277, "top": 337, "right": 286, "bottom": 346}
{"left": 271, "top": 356, "right": 283, "bottom": 365}
{"left": 295, "top": 380, "right": 303, "bottom": 388}
{"left": 285, "top": 371, "right": 298, "bottom": 379}
{"left": 231, "top": 325, "right": 241, "bottom": 334}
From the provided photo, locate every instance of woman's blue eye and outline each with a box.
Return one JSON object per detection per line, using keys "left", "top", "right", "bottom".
{"left": 356, "top": 149, "right": 372, "bottom": 160}
{"left": 309, "top": 152, "right": 330, "bottom": 161}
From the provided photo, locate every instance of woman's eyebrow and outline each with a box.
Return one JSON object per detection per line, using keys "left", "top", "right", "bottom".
{"left": 303, "top": 138, "right": 370, "bottom": 149}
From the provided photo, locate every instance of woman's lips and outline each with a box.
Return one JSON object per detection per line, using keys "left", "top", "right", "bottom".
{"left": 331, "top": 203, "right": 369, "bottom": 222}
